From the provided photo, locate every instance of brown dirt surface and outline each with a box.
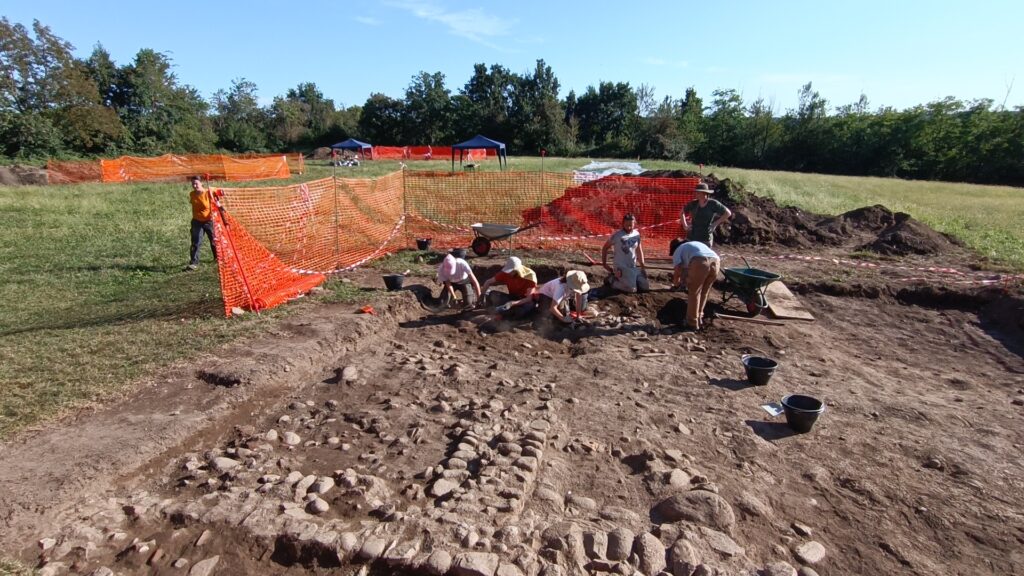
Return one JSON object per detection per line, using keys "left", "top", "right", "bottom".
{"left": 0, "top": 164, "right": 48, "bottom": 186}
{"left": 2, "top": 240, "right": 1023, "bottom": 575}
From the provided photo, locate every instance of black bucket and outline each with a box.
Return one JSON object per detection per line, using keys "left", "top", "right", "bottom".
{"left": 382, "top": 274, "right": 405, "bottom": 291}
{"left": 416, "top": 238, "right": 432, "bottom": 251}
{"left": 451, "top": 248, "right": 468, "bottom": 259}
{"left": 742, "top": 355, "right": 778, "bottom": 386}
{"left": 781, "top": 394, "right": 825, "bottom": 433}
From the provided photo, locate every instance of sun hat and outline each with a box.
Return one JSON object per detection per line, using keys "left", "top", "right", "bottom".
{"left": 565, "top": 270, "right": 590, "bottom": 294}
{"left": 501, "top": 256, "right": 523, "bottom": 274}
{"left": 694, "top": 182, "right": 713, "bottom": 195}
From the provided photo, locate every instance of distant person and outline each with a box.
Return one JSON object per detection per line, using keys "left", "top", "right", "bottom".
{"left": 671, "top": 241, "right": 720, "bottom": 330}
{"left": 601, "top": 213, "right": 649, "bottom": 293}
{"left": 185, "top": 175, "right": 216, "bottom": 271}
{"left": 536, "top": 271, "right": 590, "bottom": 325}
{"left": 480, "top": 256, "right": 538, "bottom": 319}
{"left": 437, "top": 253, "right": 481, "bottom": 308}
{"left": 680, "top": 182, "right": 732, "bottom": 246}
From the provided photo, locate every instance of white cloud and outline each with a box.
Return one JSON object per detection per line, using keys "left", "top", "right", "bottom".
{"left": 386, "top": 1, "right": 516, "bottom": 49}
{"left": 355, "top": 16, "right": 380, "bottom": 26}
{"left": 643, "top": 57, "right": 689, "bottom": 69}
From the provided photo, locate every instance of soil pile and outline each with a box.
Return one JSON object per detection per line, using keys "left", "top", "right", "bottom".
{"left": 638, "top": 169, "right": 960, "bottom": 256}
{"left": 0, "top": 164, "right": 48, "bottom": 186}
{"left": 311, "top": 147, "right": 333, "bottom": 160}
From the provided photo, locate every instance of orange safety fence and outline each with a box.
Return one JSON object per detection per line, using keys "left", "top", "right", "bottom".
{"left": 47, "top": 152, "right": 302, "bottom": 184}
{"left": 212, "top": 170, "right": 698, "bottom": 315}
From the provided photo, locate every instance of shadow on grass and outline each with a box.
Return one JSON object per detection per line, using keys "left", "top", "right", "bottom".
{"left": 0, "top": 298, "right": 224, "bottom": 337}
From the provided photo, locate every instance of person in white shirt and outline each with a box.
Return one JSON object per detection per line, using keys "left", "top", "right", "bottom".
{"left": 671, "top": 241, "right": 720, "bottom": 330}
{"left": 437, "top": 253, "right": 481, "bottom": 308}
{"left": 536, "top": 270, "right": 590, "bottom": 324}
{"left": 601, "top": 213, "right": 649, "bottom": 293}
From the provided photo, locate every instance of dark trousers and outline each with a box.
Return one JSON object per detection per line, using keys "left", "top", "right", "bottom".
{"left": 488, "top": 292, "right": 538, "bottom": 320}
{"left": 190, "top": 219, "right": 217, "bottom": 265}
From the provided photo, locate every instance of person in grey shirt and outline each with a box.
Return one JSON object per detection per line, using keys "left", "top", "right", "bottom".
{"left": 601, "top": 213, "right": 649, "bottom": 293}
{"left": 671, "top": 241, "right": 720, "bottom": 330}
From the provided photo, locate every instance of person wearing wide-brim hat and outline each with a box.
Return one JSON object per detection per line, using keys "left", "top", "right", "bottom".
{"left": 679, "top": 181, "right": 732, "bottom": 247}
{"left": 535, "top": 270, "right": 590, "bottom": 324}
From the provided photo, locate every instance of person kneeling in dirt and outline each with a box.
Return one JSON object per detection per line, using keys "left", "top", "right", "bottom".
{"left": 602, "top": 213, "right": 649, "bottom": 294}
{"left": 437, "top": 253, "right": 482, "bottom": 308}
{"left": 480, "top": 256, "right": 538, "bottom": 319}
{"left": 671, "top": 241, "right": 720, "bottom": 331}
{"left": 536, "top": 270, "right": 590, "bottom": 325}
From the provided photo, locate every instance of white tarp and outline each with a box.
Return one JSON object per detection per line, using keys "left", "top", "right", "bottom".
{"left": 573, "top": 161, "right": 644, "bottom": 184}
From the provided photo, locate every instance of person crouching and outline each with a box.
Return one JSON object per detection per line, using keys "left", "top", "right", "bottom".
{"left": 671, "top": 241, "right": 720, "bottom": 330}
{"left": 480, "top": 256, "right": 538, "bottom": 319}
{"left": 437, "top": 253, "right": 481, "bottom": 308}
{"left": 536, "top": 270, "right": 590, "bottom": 325}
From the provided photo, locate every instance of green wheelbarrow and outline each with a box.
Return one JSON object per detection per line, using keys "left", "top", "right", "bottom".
{"left": 720, "top": 257, "right": 782, "bottom": 316}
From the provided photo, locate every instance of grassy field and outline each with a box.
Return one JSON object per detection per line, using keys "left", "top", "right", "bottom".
{"left": 1, "top": 157, "right": 1021, "bottom": 440}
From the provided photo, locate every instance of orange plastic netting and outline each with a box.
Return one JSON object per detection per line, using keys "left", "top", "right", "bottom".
{"left": 213, "top": 170, "right": 698, "bottom": 315}
{"left": 47, "top": 153, "right": 303, "bottom": 184}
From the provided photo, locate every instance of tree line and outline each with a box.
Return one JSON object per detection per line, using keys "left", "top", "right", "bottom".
{"left": 2, "top": 18, "right": 1022, "bottom": 185}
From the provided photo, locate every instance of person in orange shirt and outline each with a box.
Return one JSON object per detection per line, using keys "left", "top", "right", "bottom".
{"left": 185, "top": 175, "right": 217, "bottom": 271}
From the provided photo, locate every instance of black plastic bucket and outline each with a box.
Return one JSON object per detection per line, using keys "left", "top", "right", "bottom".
{"left": 451, "top": 248, "right": 468, "bottom": 259}
{"left": 742, "top": 355, "right": 778, "bottom": 386}
{"left": 382, "top": 274, "right": 405, "bottom": 291}
{"left": 781, "top": 394, "right": 825, "bottom": 433}
{"left": 416, "top": 238, "right": 432, "bottom": 251}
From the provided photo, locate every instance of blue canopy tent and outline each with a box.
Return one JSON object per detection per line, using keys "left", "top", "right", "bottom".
{"left": 330, "top": 138, "right": 373, "bottom": 156}
{"left": 451, "top": 135, "right": 507, "bottom": 171}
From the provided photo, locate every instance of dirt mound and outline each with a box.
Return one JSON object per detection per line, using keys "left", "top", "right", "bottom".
{"left": 0, "top": 164, "right": 48, "bottom": 186}
{"left": 311, "top": 147, "right": 333, "bottom": 160}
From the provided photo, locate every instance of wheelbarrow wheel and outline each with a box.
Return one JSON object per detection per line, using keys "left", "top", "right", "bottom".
{"left": 471, "top": 236, "right": 491, "bottom": 257}
{"left": 745, "top": 292, "right": 767, "bottom": 316}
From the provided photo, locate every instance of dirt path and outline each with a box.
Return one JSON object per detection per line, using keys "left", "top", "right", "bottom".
{"left": 2, "top": 249, "right": 1023, "bottom": 576}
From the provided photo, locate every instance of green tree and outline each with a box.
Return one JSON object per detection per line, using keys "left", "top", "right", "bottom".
{"left": 357, "top": 93, "right": 406, "bottom": 144}
{"left": 212, "top": 78, "right": 269, "bottom": 152}
{"left": 403, "top": 71, "right": 452, "bottom": 144}
{"left": 574, "top": 81, "right": 639, "bottom": 156}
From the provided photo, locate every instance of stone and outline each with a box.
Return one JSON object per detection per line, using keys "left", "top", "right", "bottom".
{"left": 566, "top": 494, "right": 598, "bottom": 512}
{"left": 451, "top": 551, "right": 500, "bottom": 576}
{"left": 295, "top": 474, "right": 317, "bottom": 497}
{"left": 431, "top": 478, "right": 459, "bottom": 497}
{"left": 308, "top": 497, "right": 330, "bottom": 514}
{"left": 675, "top": 423, "right": 692, "bottom": 435}
{"left": 665, "top": 469, "right": 691, "bottom": 489}
{"left": 210, "top": 457, "right": 240, "bottom": 473}
{"left": 195, "top": 529, "right": 212, "bottom": 546}
{"left": 699, "top": 527, "right": 744, "bottom": 557}
{"left": 583, "top": 531, "right": 608, "bottom": 559}
{"left": 653, "top": 491, "right": 736, "bottom": 533}
{"left": 764, "top": 561, "right": 798, "bottom": 576}
{"left": 735, "top": 492, "right": 773, "bottom": 518}
{"left": 265, "top": 429, "right": 279, "bottom": 442}
{"left": 606, "top": 527, "right": 635, "bottom": 561}
{"left": 496, "top": 562, "right": 524, "bottom": 576}
{"left": 692, "top": 564, "right": 717, "bottom": 576}
{"left": 310, "top": 476, "right": 335, "bottom": 495}
{"left": 668, "top": 538, "right": 699, "bottom": 576}
{"left": 793, "top": 541, "right": 826, "bottom": 565}
{"left": 423, "top": 550, "right": 453, "bottom": 575}
{"left": 358, "top": 537, "right": 389, "bottom": 561}
{"left": 791, "top": 522, "right": 812, "bottom": 537}
{"left": 797, "top": 568, "right": 820, "bottom": 576}
{"left": 189, "top": 556, "right": 220, "bottom": 576}
{"left": 634, "top": 532, "right": 667, "bottom": 575}
{"left": 172, "top": 558, "right": 189, "bottom": 568}
{"left": 599, "top": 507, "right": 641, "bottom": 524}
{"left": 283, "top": 431, "right": 302, "bottom": 446}
{"left": 341, "top": 365, "right": 359, "bottom": 382}
{"left": 89, "top": 568, "right": 114, "bottom": 576}
{"left": 284, "top": 470, "right": 303, "bottom": 485}
{"left": 338, "top": 532, "right": 361, "bottom": 558}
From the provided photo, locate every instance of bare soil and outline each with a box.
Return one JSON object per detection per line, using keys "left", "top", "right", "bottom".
{"left": 2, "top": 186, "right": 1023, "bottom": 575}
{"left": 0, "top": 165, "right": 48, "bottom": 186}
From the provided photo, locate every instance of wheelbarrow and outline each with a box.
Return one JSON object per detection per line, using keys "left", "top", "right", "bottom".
{"left": 721, "top": 257, "right": 782, "bottom": 316}
{"left": 469, "top": 222, "right": 541, "bottom": 257}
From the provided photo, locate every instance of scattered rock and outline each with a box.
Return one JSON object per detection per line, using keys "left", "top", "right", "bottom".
{"left": 606, "top": 527, "right": 635, "bottom": 561}
{"left": 583, "top": 531, "right": 607, "bottom": 559}
{"left": 340, "top": 365, "right": 359, "bottom": 382}
{"left": 310, "top": 476, "right": 335, "bottom": 495}
{"left": 797, "top": 567, "right": 820, "bottom": 576}
{"left": 431, "top": 478, "right": 459, "bottom": 497}
{"left": 188, "top": 556, "right": 220, "bottom": 576}
{"left": 791, "top": 522, "right": 812, "bottom": 537}
{"left": 668, "top": 539, "right": 699, "bottom": 576}
{"left": 283, "top": 431, "right": 302, "bottom": 446}
{"left": 764, "top": 561, "right": 798, "bottom": 576}
{"left": 423, "top": 549, "right": 454, "bottom": 575}
{"left": 735, "top": 492, "right": 773, "bottom": 518}
{"left": 451, "top": 551, "right": 500, "bottom": 576}
{"left": 653, "top": 491, "right": 736, "bottom": 533}
{"left": 172, "top": 558, "right": 189, "bottom": 568}
{"left": 633, "top": 532, "right": 667, "bottom": 575}
{"left": 699, "top": 527, "right": 744, "bottom": 557}
{"left": 308, "top": 497, "right": 330, "bottom": 514}
{"left": 210, "top": 457, "right": 240, "bottom": 473}
{"left": 793, "top": 541, "right": 826, "bottom": 565}
{"left": 358, "top": 537, "right": 389, "bottom": 561}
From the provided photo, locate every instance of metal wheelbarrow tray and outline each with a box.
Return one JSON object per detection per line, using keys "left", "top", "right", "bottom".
{"left": 469, "top": 222, "right": 540, "bottom": 256}
{"left": 721, "top": 265, "right": 782, "bottom": 316}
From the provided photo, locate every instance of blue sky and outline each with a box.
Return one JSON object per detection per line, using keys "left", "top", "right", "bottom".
{"left": 7, "top": 0, "right": 1023, "bottom": 113}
